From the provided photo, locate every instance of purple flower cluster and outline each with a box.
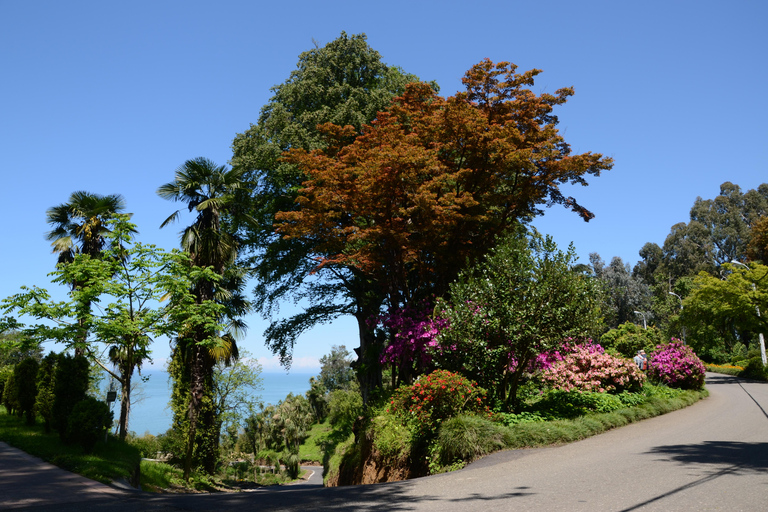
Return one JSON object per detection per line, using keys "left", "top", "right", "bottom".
{"left": 378, "top": 303, "right": 449, "bottom": 366}
{"left": 647, "top": 341, "right": 706, "bottom": 390}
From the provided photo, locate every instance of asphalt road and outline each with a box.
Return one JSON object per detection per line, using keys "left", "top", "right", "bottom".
{"left": 2, "top": 373, "right": 766, "bottom": 511}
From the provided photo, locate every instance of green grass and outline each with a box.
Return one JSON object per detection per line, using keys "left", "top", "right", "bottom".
{"left": 140, "top": 460, "right": 183, "bottom": 492}
{"left": 0, "top": 405, "right": 140, "bottom": 485}
{"left": 299, "top": 420, "right": 332, "bottom": 463}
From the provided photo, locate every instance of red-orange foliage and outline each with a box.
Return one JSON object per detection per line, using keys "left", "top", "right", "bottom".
{"left": 276, "top": 59, "right": 613, "bottom": 306}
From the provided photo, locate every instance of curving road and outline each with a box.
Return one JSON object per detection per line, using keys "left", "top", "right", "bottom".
{"left": 2, "top": 373, "right": 766, "bottom": 511}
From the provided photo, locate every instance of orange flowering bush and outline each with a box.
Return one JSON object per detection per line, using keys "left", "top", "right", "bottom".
{"left": 388, "top": 370, "right": 490, "bottom": 435}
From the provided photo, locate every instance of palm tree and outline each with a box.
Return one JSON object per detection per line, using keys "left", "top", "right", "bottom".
{"left": 46, "top": 191, "right": 128, "bottom": 355}
{"left": 158, "top": 157, "right": 252, "bottom": 478}
{"left": 46, "top": 191, "right": 128, "bottom": 266}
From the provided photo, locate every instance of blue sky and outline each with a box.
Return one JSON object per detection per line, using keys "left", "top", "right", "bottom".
{"left": 2, "top": 1, "right": 766, "bottom": 372}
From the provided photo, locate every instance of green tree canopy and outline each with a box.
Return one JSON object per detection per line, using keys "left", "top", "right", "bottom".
{"left": 681, "top": 262, "right": 768, "bottom": 363}
{"left": 230, "top": 33, "right": 426, "bottom": 373}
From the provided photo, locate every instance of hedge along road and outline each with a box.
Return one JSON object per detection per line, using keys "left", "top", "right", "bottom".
{"left": 2, "top": 373, "right": 766, "bottom": 511}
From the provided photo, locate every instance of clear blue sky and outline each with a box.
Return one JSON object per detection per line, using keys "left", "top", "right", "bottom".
{"left": 2, "top": 1, "right": 766, "bottom": 371}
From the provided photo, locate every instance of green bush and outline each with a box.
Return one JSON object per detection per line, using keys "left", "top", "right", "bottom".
{"left": 495, "top": 411, "right": 548, "bottom": 426}
{"left": 35, "top": 352, "right": 58, "bottom": 433}
{"left": 327, "top": 387, "right": 363, "bottom": 436}
{"left": 2, "top": 373, "right": 20, "bottom": 416}
{"left": 527, "top": 390, "right": 625, "bottom": 419}
{"left": 52, "top": 354, "right": 89, "bottom": 440}
{"left": 370, "top": 414, "right": 411, "bottom": 462}
{"left": 127, "top": 432, "right": 162, "bottom": 458}
{"left": 67, "top": 396, "right": 113, "bottom": 453}
{"left": 14, "top": 357, "right": 39, "bottom": 425}
{"left": 156, "top": 427, "right": 186, "bottom": 465}
{"left": 600, "top": 323, "right": 664, "bottom": 358}
{"left": 740, "top": 357, "right": 768, "bottom": 381}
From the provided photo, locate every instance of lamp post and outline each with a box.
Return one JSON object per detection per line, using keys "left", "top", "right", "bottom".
{"left": 634, "top": 310, "right": 647, "bottom": 330}
{"left": 669, "top": 292, "right": 686, "bottom": 344}
{"left": 730, "top": 260, "right": 767, "bottom": 367}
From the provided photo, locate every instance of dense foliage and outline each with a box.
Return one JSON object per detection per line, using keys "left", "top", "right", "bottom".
{"left": 435, "top": 229, "right": 603, "bottom": 408}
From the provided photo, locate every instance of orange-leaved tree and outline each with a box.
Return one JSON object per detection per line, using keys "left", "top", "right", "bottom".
{"left": 277, "top": 59, "right": 613, "bottom": 400}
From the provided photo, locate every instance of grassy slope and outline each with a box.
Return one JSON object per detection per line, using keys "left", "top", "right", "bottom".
{"left": 0, "top": 405, "right": 140, "bottom": 484}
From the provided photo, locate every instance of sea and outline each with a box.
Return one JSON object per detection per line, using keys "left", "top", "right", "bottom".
{"left": 118, "top": 370, "right": 315, "bottom": 436}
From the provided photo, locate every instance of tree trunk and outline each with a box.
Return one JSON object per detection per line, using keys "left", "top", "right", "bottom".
{"left": 118, "top": 367, "right": 131, "bottom": 441}
{"left": 184, "top": 344, "right": 207, "bottom": 481}
{"left": 353, "top": 313, "right": 382, "bottom": 406}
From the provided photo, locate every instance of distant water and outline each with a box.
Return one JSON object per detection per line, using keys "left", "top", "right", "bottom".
{"left": 120, "top": 370, "right": 315, "bottom": 436}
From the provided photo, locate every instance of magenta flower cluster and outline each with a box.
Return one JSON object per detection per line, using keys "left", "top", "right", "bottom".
{"left": 542, "top": 345, "right": 646, "bottom": 393}
{"left": 378, "top": 303, "right": 449, "bottom": 366}
{"left": 647, "top": 341, "right": 706, "bottom": 390}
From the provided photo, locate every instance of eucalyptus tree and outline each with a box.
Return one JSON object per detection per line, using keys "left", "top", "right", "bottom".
{"left": 158, "top": 156, "right": 252, "bottom": 477}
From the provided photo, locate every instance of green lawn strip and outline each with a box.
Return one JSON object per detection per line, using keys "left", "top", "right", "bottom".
{"left": 0, "top": 406, "right": 140, "bottom": 485}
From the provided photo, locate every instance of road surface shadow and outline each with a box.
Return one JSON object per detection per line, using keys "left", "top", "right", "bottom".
{"left": 705, "top": 373, "right": 767, "bottom": 385}
{"left": 30, "top": 477, "right": 538, "bottom": 512}
{"left": 647, "top": 441, "right": 768, "bottom": 473}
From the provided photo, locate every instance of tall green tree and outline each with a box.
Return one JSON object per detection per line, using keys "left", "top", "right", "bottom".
{"left": 436, "top": 229, "right": 603, "bottom": 409}
{"left": 230, "top": 33, "right": 426, "bottom": 375}
{"left": 681, "top": 262, "right": 768, "bottom": 363}
{"left": 590, "top": 254, "right": 652, "bottom": 329}
{"left": 158, "top": 156, "right": 251, "bottom": 478}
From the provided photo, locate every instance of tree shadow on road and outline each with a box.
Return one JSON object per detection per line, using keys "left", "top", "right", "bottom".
{"left": 706, "top": 374, "right": 767, "bottom": 385}
{"left": 647, "top": 441, "right": 768, "bottom": 474}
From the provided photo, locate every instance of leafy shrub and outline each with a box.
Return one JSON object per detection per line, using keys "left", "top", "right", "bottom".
{"left": 67, "top": 396, "right": 113, "bottom": 452}
{"left": 2, "top": 373, "right": 20, "bottom": 415}
{"left": 388, "top": 370, "right": 489, "bottom": 437}
{"left": 648, "top": 341, "right": 706, "bottom": 389}
{"left": 528, "top": 390, "right": 624, "bottom": 419}
{"left": 542, "top": 347, "right": 645, "bottom": 393}
{"left": 52, "top": 354, "right": 89, "bottom": 440}
{"left": 127, "top": 432, "right": 162, "bottom": 458}
{"left": 616, "top": 390, "right": 647, "bottom": 407}
{"left": 14, "top": 357, "right": 39, "bottom": 425}
{"left": 35, "top": 352, "right": 58, "bottom": 433}
{"left": 157, "top": 427, "right": 186, "bottom": 465}
{"left": 600, "top": 322, "right": 664, "bottom": 358}
{"left": 327, "top": 387, "right": 363, "bottom": 436}
{"left": 370, "top": 414, "right": 411, "bottom": 461}
{"left": 739, "top": 357, "right": 768, "bottom": 381}
{"left": 495, "top": 411, "right": 547, "bottom": 427}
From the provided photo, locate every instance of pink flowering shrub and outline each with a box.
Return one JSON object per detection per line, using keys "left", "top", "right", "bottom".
{"left": 531, "top": 339, "right": 605, "bottom": 372}
{"left": 388, "top": 370, "right": 489, "bottom": 435}
{"left": 647, "top": 341, "right": 706, "bottom": 389}
{"left": 542, "top": 346, "right": 646, "bottom": 393}
{"left": 378, "top": 303, "right": 448, "bottom": 367}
